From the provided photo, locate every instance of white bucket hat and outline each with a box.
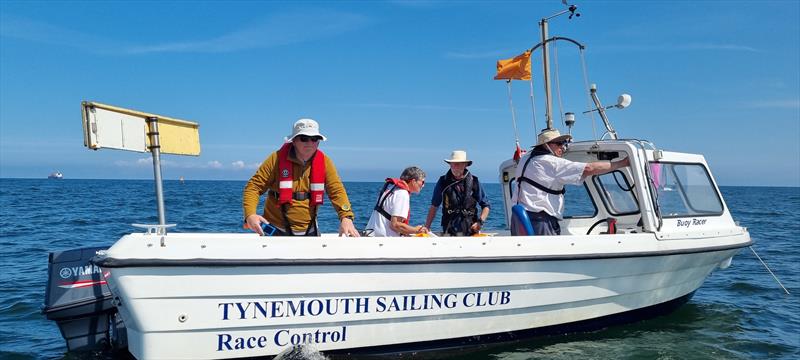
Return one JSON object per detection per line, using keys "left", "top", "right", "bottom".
{"left": 286, "top": 118, "right": 327, "bottom": 142}
{"left": 536, "top": 129, "right": 572, "bottom": 146}
{"left": 444, "top": 150, "right": 473, "bottom": 166}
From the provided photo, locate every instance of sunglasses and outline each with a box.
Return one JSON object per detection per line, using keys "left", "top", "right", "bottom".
{"left": 417, "top": 179, "right": 425, "bottom": 186}
{"left": 549, "top": 141, "right": 568, "bottom": 147}
{"left": 297, "top": 135, "right": 322, "bottom": 143}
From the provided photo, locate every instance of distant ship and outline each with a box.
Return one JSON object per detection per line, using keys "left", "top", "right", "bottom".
{"left": 47, "top": 171, "right": 63, "bottom": 179}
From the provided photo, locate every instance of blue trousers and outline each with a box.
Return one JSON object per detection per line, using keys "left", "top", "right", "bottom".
{"left": 526, "top": 210, "right": 561, "bottom": 235}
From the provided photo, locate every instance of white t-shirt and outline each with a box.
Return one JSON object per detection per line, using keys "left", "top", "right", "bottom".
{"left": 365, "top": 188, "right": 410, "bottom": 237}
{"left": 513, "top": 153, "right": 587, "bottom": 219}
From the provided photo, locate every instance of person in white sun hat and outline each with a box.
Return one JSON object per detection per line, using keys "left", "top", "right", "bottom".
{"left": 512, "top": 128, "right": 630, "bottom": 235}
{"left": 243, "top": 118, "right": 359, "bottom": 237}
{"left": 424, "top": 150, "right": 491, "bottom": 236}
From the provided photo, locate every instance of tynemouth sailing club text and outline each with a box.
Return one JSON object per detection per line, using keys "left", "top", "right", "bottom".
{"left": 216, "top": 292, "right": 511, "bottom": 352}
{"left": 219, "top": 291, "right": 511, "bottom": 320}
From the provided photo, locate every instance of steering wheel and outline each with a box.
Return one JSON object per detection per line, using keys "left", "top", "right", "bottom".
{"left": 587, "top": 218, "right": 616, "bottom": 235}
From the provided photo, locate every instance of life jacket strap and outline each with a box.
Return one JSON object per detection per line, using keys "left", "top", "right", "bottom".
{"left": 517, "top": 176, "right": 566, "bottom": 195}
{"left": 279, "top": 203, "right": 318, "bottom": 236}
{"left": 374, "top": 182, "right": 396, "bottom": 221}
{"left": 517, "top": 154, "right": 566, "bottom": 196}
{"left": 271, "top": 191, "right": 311, "bottom": 201}
{"left": 446, "top": 209, "right": 477, "bottom": 215}
{"left": 373, "top": 179, "right": 410, "bottom": 224}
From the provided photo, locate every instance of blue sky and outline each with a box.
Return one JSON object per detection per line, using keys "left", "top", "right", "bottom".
{"left": 1, "top": 1, "right": 798, "bottom": 186}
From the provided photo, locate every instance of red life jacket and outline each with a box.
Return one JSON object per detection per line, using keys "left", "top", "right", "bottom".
{"left": 277, "top": 143, "right": 325, "bottom": 206}
{"left": 374, "top": 178, "right": 410, "bottom": 224}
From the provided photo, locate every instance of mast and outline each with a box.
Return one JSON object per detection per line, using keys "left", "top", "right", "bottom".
{"left": 540, "top": 18, "right": 554, "bottom": 130}
{"left": 146, "top": 117, "right": 167, "bottom": 226}
{"left": 539, "top": 3, "right": 580, "bottom": 131}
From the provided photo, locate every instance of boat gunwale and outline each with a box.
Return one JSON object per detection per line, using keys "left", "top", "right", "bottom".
{"left": 93, "top": 241, "right": 750, "bottom": 268}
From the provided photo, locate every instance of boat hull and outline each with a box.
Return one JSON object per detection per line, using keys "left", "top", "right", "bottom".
{"left": 96, "top": 233, "right": 747, "bottom": 359}
{"left": 329, "top": 289, "right": 696, "bottom": 357}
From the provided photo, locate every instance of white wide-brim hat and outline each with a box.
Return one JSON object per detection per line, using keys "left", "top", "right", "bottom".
{"left": 444, "top": 150, "right": 473, "bottom": 166}
{"left": 286, "top": 118, "right": 327, "bottom": 142}
{"left": 536, "top": 129, "right": 572, "bottom": 146}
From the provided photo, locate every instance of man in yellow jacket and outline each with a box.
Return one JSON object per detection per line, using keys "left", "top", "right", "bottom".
{"left": 243, "top": 118, "right": 359, "bottom": 237}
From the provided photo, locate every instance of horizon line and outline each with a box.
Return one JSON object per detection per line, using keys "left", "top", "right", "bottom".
{"left": 1, "top": 177, "right": 797, "bottom": 188}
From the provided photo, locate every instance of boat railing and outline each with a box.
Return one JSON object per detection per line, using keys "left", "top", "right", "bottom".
{"left": 132, "top": 223, "right": 176, "bottom": 236}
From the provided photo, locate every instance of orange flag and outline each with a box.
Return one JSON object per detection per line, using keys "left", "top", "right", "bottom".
{"left": 494, "top": 50, "right": 532, "bottom": 81}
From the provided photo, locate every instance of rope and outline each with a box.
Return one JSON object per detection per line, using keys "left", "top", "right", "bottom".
{"left": 579, "top": 48, "right": 598, "bottom": 141}
{"left": 749, "top": 246, "right": 791, "bottom": 295}
{"left": 529, "top": 81, "right": 538, "bottom": 135}
{"left": 506, "top": 80, "right": 520, "bottom": 144}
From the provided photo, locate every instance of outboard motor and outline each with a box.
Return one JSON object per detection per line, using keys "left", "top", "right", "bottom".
{"left": 42, "top": 246, "right": 126, "bottom": 352}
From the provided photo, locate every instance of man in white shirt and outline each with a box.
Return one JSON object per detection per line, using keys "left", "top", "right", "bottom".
{"left": 513, "top": 129, "right": 629, "bottom": 235}
{"left": 366, "top": 166, "right": 429, "bottom": 237}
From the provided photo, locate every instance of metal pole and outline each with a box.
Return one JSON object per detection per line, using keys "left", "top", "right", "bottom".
{"left": 589, "top": 85, "right": 618, "bottom": 139}
{"left": 540, "top": 19, "right": 554, "bottom": 131}
{"left": 146, "top": 117, "right": 167, "bottom": 226}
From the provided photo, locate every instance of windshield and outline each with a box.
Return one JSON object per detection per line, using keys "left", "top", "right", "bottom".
{"left": 593, "top": 171, "right": 639, "bottom": 216}
{"left": 650, "top": 162, "right": 723, "bottom": 217}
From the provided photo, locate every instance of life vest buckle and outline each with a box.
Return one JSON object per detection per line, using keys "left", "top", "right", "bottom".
{"left": 293, "top": 192, "right": 310, "bottom": 201}
{"left": 270, "top": 191, "right": 310, "bottom": 201}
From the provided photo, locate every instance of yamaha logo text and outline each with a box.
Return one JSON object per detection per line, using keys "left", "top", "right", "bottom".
{"left": 58, "top": 264, "right": 102, "bottom": 279}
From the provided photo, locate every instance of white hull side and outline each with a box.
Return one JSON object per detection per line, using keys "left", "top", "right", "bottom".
{"left": 99, "top": 233, "right": 746, "bottom": 359}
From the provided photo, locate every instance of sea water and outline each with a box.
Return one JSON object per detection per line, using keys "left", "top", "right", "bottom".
{"left": 0, "top": 179, "right": 797, "bottom": 359}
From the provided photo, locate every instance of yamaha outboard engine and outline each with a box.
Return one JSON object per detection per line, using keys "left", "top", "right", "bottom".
{"left": 42, "top": 246, "right": 126, "bottom": 352}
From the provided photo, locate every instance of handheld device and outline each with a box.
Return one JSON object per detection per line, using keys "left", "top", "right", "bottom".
{"left": 260, "top": 222, "right": 277, "bottom": 236}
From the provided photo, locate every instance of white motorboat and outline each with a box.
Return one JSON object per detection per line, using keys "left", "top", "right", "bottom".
{"left": 44, "top": 3, "right": 751, "bottom": 359}
{"left": 48, "top": 171, "right": 63, "bottom": 179}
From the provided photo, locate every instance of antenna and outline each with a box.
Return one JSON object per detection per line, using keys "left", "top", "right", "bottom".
{"left": 560, "top": 1, "right": 581, "bottom": 19}
{"left": 581, "top": 84, "right": 633, "bottom": 139}
{"left": 567, "top": 3, "right": 581, "bottom": 19}
{"left": 546, "top": 2, "right": 581, "bottom": 21}
{"left": 541, "top": 2, "right": 581, "bottom": 130}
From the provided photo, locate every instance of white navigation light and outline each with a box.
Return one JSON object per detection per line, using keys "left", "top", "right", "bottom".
{"left": 564, "top": 112, "right": 576, "bottom": 128}
{"left": 616, "top": 94, "right": 632, "bottom": 109}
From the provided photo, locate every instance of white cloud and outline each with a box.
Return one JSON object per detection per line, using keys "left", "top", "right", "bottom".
{"left": 125, "top": 10, "right": 370, "bottom": 54}
{"left": 0, "top": 15, "right": 122, "bottom": 53}
{"left": 681, "top": 43, "right": 759, "bottom": 52}
{"left": 136, "top": 158, "right": 152, "bottom": 166}
{"left": 445, "top": 50, "right": 514, "bottom": 59}
{"left": 344, "top": 103, "right": 500, "bottom": 112}
{"left": 743, "top": 99, "right": 800, "bottom": 109}
{"left": 387, "top": 0, "right": 442, "bottom": 8}
{"left": 1, "top": 10, "right": 371, "bottom": 55}
{"left": 229, "top": 161, "right": 261, "bottom": 170}
{"left": 116, "top": 157, "right": 230, "bottom": 170}
{"left": 325, "top": 145, "right": 450, "bottom": 154}
{"left": 598, "top": 43, "right": 760, "bottom": 53}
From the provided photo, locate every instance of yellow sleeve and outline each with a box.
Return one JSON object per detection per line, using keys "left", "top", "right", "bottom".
{"left": 242, "top": 151, "right": 279, "bottom": 219}
{"left": 323, "top": 156, "right": 355, "bottom": 220}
